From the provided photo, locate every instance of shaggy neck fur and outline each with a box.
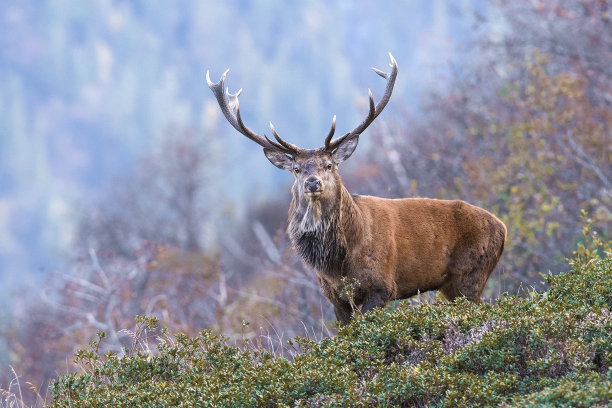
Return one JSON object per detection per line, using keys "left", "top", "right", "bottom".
{"left": 288, "top": 181, "right": 360, "bottom": 274}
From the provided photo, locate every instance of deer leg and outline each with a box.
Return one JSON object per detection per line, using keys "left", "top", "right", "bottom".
{"left": 447, "top": 243, "right": 504, "bottom": 303}
{"left": 446, "top": 223, "right": 506, "bottom": 303}
{"left": 441, "top": 282, "right": 483, "bottom": 304}
{"left": 361, "top": 288, "right": 389, "bottom": 315}
{"left": 319, "top": 277, "right": 353, "bottom": 324}
{"left": 440, "top": 282, "right": 461, "bottom": 302}
{"left": 333, "top": 302, "right": 353, "bottom": 324}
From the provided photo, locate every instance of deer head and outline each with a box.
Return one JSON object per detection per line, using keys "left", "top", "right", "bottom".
{"left": 206, "top": 53, "right": 398, "bottom": 205}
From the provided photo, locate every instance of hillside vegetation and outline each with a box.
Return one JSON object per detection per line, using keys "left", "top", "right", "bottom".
{"left": 48, "top": 241, "right": 611, "bottom": 407}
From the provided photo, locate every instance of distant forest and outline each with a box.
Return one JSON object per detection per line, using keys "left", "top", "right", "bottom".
{"left": 0, "top": 1, "right": 476, "bottom": 285}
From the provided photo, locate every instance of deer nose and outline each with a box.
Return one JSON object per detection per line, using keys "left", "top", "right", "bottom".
{"left": 304, "top": 176, "right": 322, "bottom": 193}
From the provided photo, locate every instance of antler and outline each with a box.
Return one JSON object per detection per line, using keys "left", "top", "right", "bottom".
{"left": 325, "top": 52, "right": 398, "bottom": 152}
{"left": 206, "top": 69, "right": 300, "bottom": 155}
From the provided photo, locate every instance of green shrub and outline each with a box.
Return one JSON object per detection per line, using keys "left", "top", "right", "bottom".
{"left": 48, "top": 253, "right": 612, "bottom": 407}
{"left": 507, "top": 371, "right": 612, "bottom": 408}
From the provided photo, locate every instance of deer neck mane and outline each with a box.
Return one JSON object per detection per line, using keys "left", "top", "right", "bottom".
{"left": 288, "top": 183, "right": 360, "bottom": 273}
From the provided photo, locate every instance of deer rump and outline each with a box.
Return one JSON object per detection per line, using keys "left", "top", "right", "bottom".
{"left": 207, "top": 53, "right": 507, "bottom": 323}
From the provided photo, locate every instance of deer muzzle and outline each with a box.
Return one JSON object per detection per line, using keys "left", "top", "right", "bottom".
{"left": 304, "top": 176, "right": 323, "bottom": 198}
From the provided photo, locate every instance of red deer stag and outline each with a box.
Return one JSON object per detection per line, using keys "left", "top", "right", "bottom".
{"left": 206, "top": 53, "right": 506, "bottom": 323}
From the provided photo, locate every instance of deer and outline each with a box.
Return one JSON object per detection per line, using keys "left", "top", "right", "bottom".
{"left": 206, "top": 53, "right": 507, "bottom": 323}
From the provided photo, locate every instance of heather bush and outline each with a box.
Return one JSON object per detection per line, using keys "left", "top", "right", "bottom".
{"left": 48, "top": 247, "right": 611, "bottom": 407}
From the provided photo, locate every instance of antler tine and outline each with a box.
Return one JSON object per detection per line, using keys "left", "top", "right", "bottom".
{"left": 264, "top": 133, "right": 288, "bottom": 151}
{"left": 269, "top": 122, "right": 300, "bottom": 152}
{"left": 263, "top": 123, "right": 299, "bottom": 153}
{"left": 324, "top": 115, "right": 337, "bottom": 151}
{"left": 326, "top": 52, "right": 398, "bottom": 152}
{"left": 206, "top": 69, "right": 298, "bottom": 154}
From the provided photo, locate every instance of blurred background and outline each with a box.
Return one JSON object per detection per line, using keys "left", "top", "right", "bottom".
{"left": 1, "top": 0, "right": 611, "bottom": 405}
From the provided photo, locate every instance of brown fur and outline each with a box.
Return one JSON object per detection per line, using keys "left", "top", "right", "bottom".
{"left": 285, "top": 152, "right": 506, "bottom": 323}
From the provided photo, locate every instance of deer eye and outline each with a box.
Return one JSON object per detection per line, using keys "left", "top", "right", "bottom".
{"left": 293, "top": 166, "right": 300, "bottom": 173}
{"left": 327, "top": 163, "right": 333, "bottom": 170}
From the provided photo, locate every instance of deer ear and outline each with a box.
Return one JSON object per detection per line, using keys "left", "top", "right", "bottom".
{"left": 263, "top": 148, "right": 293, "bottom": 170}
{"left": 332, "top": 134, "right": 359, "bottom": 163}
